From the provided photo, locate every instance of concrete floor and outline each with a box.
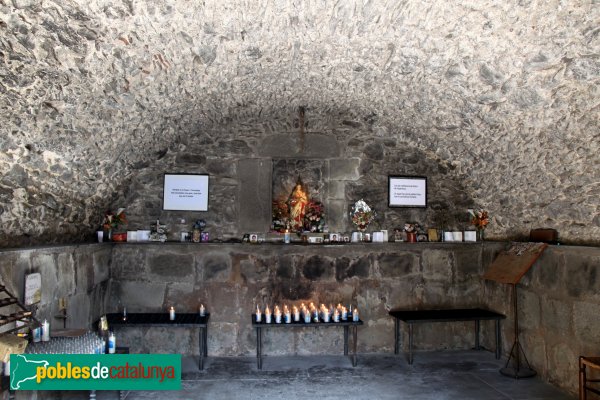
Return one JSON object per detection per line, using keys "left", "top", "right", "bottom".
{"left": 115, "top": 351, "right": 573, "bottom": 400}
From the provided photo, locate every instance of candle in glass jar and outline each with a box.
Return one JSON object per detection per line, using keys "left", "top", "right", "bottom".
{"left": 274, "top": 306, "right": 282, "bottom": 324}
{"left": 341, "top": 307, "right": 348, "bottom": 321}
{"left": 169, "top": 307, "right": 176, "bottom": 321}
{"left": 199, "top": 304, "right": 206, "bottom": 317}
{"left": 353, "top": 308, "right": 360, "bottom": 322}
{"left": 333, "top": 309, "right": 340, "bottom": 322}
{"left": 293, "top": 306, "right": 300, "bottom": 322}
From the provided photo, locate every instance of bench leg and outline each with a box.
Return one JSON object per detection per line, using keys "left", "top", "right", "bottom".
{"left": 352, "top": 326, "right": 358, "bottom": 367}
{"left": 475, "top": 320, "right": 481, "bottom": 350}
{"left": 394, "top": 318, "right": 399, "bottom": 355}
{"left": 256, "top": 327, "right": 263, "bottom": 370}
{"left": 408, "top": 323, "right": 413, "bottom": 365}
{"left": 495, "top": 320, "right": 501, "bottom": 359}
{"left": 198, "top": 327, "right": 204, "bottom": 370}
{"left": 204, "top": 324, "right": 208, "bottom": 358}
{"left": 343, "top": 326, "right": 349, "bottom": 356}
{"left": 579, "top": 357, "right": 586, "bottom": 400}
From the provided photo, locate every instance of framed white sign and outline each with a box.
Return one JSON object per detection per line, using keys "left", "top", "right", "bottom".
{"left": 163, "top": 174, "right": 209, "bottom": 211}
{"left": 24, "top": 273, "right": 42, "bottom": 306}
{"left": 388, "top": 176, "right": 427, "bottom": 208}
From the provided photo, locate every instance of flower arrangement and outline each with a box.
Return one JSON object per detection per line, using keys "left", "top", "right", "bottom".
{"left": 272, "top": 197, "right": 290, "bottom": 232}
{"left": 103, "top": 208, "right": 127, "bottom": 231}
{"left": 350, "top": 200, "right": 376, "bottom": 231}
{"left": 469, "top": 209, "right": 489, "bottom": 230}
{"left": 404, "top": 223, "right": 418, "bottom": 233}
{"left": 304, "top": 200, "right": 325, "bottom": 232}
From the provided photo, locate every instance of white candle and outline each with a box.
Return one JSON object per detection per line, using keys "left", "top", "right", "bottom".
{"left": 274, "top": 306, "right": 282, "bottom": 324}
{"left": 169, "top": 307, "right": 176, "bottom": 321}
{"left": 265, "top": 306, "right": 272, "bottom": 324}
{"left": 353, "top": 308, "right": 359, "bottom": 322}
{"left": 199, "top": 304, "right": 206, "bottom": 317}
{"left": 256, "top": 305, "right": 262, "bottom": 322}
{"left": 341, "top": 307, "right": 348, "bottom": 321}
{"left": 42, "top": 320, "right": 50, "bottom": 342}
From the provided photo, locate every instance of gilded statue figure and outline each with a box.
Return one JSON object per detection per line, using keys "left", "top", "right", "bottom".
{"left": 287, "top": 179, "right": 308, "bottom": 232}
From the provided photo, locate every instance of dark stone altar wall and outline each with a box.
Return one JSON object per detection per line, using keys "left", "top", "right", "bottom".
{"left": 110, "top": 133, "right": 475, "bottom": 241}
{"left": 107, "top": 243, "right": 498, "bottom": 358}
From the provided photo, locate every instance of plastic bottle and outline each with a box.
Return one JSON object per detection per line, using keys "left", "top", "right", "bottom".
{"left": 108, "top": 332, "right": 116, "bottom": 354}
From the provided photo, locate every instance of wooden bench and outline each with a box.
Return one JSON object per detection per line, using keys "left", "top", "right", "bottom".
{"left": 389, "top": 308, "right": 505, "bottom": 364}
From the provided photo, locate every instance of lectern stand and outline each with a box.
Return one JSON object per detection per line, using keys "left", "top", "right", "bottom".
{"left": 483, "top": 242, "right": 548, "bottom": 379}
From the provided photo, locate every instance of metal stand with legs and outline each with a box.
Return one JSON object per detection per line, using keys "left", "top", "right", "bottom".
{"left": 500, "top": 283, "right": 536, "bottom": 379}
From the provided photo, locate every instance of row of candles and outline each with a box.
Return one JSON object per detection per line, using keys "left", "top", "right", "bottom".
{"left": 167, "top": 304, "right": 206, "bottom": 320}
{"left": 255, "top": 303, "right": 360, "bottom": 324}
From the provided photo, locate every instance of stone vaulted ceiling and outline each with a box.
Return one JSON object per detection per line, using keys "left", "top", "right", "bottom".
{"left": 0, "top": 0, "right": 599, "bottom": 246}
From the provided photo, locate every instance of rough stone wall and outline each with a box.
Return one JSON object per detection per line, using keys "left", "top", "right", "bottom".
{"left": 107, "top": 242, "right": 491, "bottom": 357}
{"left": 484, "top": 245, "right": 600, "bottom": 396}
{"left": 0, "top": 244, "right": 111, "bottom": 332}
{"left": 1, "top": 0, "right": 599, "bottom": 247}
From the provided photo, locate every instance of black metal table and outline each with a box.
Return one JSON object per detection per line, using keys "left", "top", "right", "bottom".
{"left": 389, "top": 308, "right": 505, "bottom": 364}
{"left": 252, "top": 315, "right": 363, "bottom": 369}
{"left": 105, "top": 312, "right": 209, "bottom": 370}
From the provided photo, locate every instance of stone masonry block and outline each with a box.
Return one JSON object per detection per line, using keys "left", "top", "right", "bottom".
{"left": 422, "top": 250, "right": 452, "bottom": 281}
{"left": 541, "top": 298, "right": 572, "bottom": 335}
{"left": 92, "top": 248, "right": 112, "bottom": 285}
{"left": 326, "top": 180, "right": 346, "bottom": 200}
{"left": 32, "top": 253, "right": 57, "bottom": 305}
{"left": 377, "top": 252, "right": 419, "bottom": 278}
{"left": 113, "top": 281, "right": 167, "bottom": 312}
{"left": 199, "top": 253, "right": 232, "bottom": 282}
{"left": 519, "top": 289, "right": 541, "bottom": 331}
{"left": 573, "top": 301, "right": 600, "bottom": 343}
{"left": 238, "top": 158, "right": 272, "bottom": 233}
{"left": 148, "top": 253, "right": 194, "bottom": 282}
{"left": 326, "top": 199, "right": 348, "bottom": 232}
{"left": 329, "top": 158, "right": 360, "bottom": 181}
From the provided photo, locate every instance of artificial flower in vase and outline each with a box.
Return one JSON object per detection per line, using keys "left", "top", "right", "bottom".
{"left": 468, "top": 209, "right": 489, "bottom": 241}
{"left": 103, "top": 208, "right": 127, "bottom": 241}
{"left": 350, "top": 200, "right": 376, "bottom": 232}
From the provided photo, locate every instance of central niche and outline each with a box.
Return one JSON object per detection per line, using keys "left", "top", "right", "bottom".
{"left": 271, "top": 159, "right": 328, "bottom": 233}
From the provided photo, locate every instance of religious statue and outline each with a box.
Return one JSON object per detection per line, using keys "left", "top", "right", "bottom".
{"left": 287, "top": 178, "right": 308, "bottom": 232}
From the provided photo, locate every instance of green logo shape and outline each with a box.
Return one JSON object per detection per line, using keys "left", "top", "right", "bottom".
{"left": 10, "top": 354, "right": 181, "bottom": 390}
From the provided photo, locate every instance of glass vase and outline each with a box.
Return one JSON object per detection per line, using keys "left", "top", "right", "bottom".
{"left": 477, "top": 229, "right": 485, "bottom": 242}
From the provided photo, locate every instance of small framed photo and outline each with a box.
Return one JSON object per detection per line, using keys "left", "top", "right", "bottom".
{"left": 388, "top": 176, "right": 427, "bottom": 208}
{"left": 249, "top": 234, "right": 258, "bottom": 243}
{"left": 329, "top": 233, "right": 340, "bottom": 242}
